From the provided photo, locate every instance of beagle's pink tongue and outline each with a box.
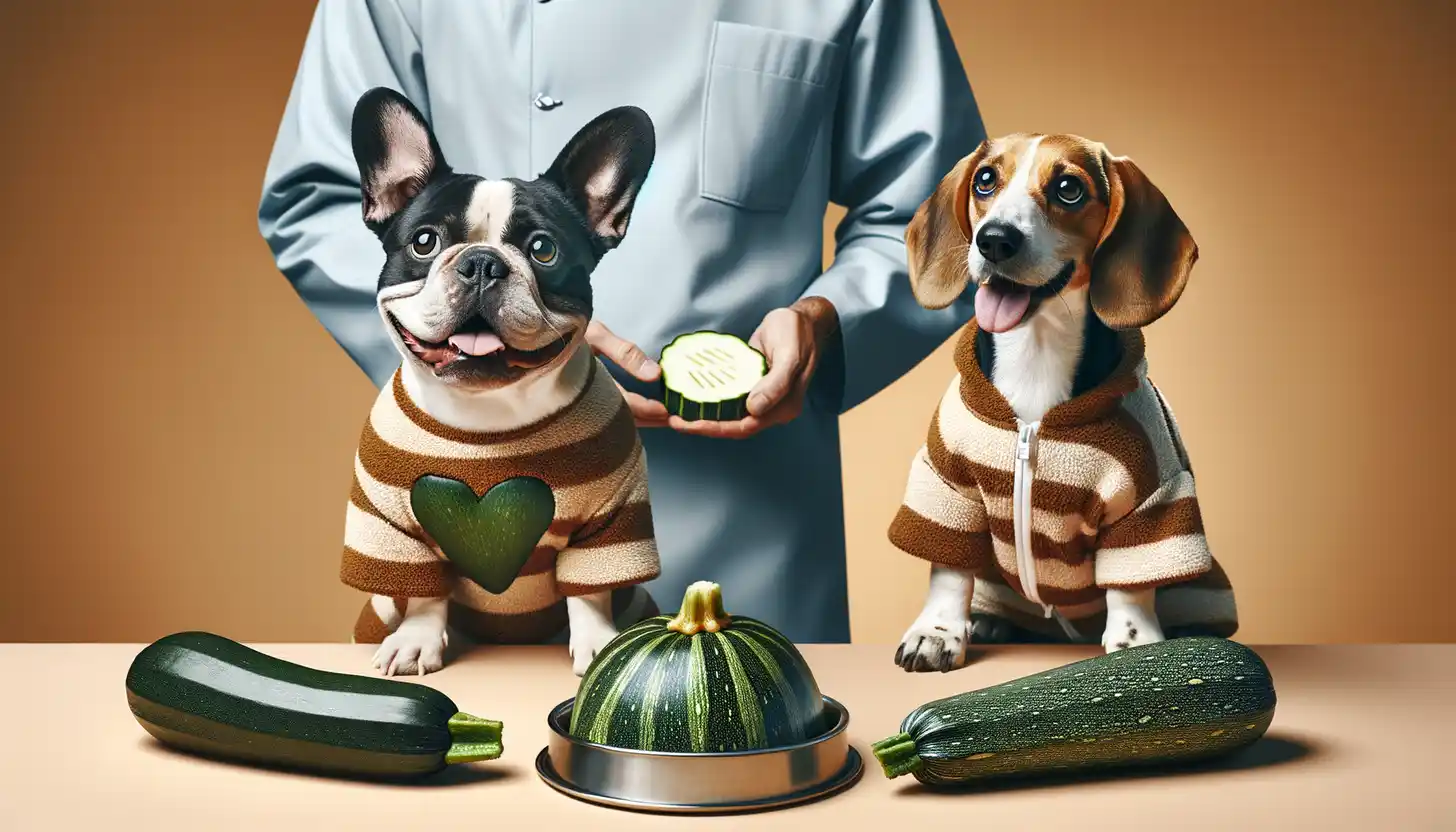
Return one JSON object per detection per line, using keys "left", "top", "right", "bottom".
{"left": 975, "top": 281, "right": 1031, "bottom": 334}
{"left": 447, "top": 332, "right": 505, "bottom": 356}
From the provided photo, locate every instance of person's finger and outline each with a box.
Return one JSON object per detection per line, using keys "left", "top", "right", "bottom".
{"left": 667, "top": 414, "right": 766, "bottom": 439}
{"left": 746, "top": 324, "right": 769, "bottom": 355}
{"left": 626, "top": 396, "right": 669, "bottom": 425}
{"left": 669, "top": 418, "right": 753, "bottom": 439}
{"left": 666, "top": 388, "right": 806, "bottom": 437}
{"left": 586, "top": 319, "right": 660, "bottom": 382}
{"left": 746, "top": 324, "right": 801, "bottom": 417}
{"left": 619, "top": 389, "right": 669, "bottom": 427}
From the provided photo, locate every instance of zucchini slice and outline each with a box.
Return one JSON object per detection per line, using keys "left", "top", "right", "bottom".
{"left": 126, "top": 631, "right": 503, "bottom": 779}
{"left": 659, "top": 331, "right": 767, "bottom": 421}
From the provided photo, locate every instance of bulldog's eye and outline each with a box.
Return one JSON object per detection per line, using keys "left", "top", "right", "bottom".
{"left": 973, "top": 166, "right": 998, "bottom": 196}
{"left": 409, "top": 229, "right": 441, "bottom": 259}
{"left": 528, "top": 234, "right": 558, "bottom": 266}
{"left": 1053, "top": 175, "right": 1086, "bottom": 206}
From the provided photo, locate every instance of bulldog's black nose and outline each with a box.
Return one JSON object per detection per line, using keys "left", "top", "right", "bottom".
{"left": 456, "top": 248, "right": 510, "bottom": 283}
{"left": 976, "top": 222, "right": 1024, "bottom": 263}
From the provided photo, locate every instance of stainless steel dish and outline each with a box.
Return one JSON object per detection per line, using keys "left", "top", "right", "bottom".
{"left": 535, "top": 696, "right": 863, "bottom": 814}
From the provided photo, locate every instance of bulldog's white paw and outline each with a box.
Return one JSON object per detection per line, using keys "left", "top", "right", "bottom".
{"left": 895, "top": 614, "right": 973, "bottom": 673}
{"left": 373, "top": 621, "right": 449, "bottom": 676}
{"left": 569, "top": 621, "right": 618, "bottom": 677}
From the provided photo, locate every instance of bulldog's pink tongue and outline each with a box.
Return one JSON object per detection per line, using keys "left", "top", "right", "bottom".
{"left": 447, "top": 332, "right": 505, "bottom": 356}
{"left": 975, "top": 280, "right": 1032, "bottom": 333}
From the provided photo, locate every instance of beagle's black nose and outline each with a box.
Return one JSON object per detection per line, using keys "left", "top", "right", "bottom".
{"left": 456, "top": 248, "right": 510, "bottom": 283}
{"left": 976, "top": 222, "right": 1024, "bottom": 263}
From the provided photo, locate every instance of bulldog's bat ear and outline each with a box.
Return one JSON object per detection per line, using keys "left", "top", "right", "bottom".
{"left": 543, "top": 106, "right": 657, "bottom": 251}
{"left": 351, "top": 87, "right": 450, "bottom": 232}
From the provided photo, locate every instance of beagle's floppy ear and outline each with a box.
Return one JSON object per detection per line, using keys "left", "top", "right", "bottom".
{"left": 1089, "top": 152, "right": 1199, "bottom": 329}
{"left": 905, "top": 142, "right": 986, "bottom": 310}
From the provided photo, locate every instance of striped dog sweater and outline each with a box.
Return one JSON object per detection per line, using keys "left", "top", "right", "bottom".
{"left": 888, "top": 321, "right": 1236, "bottom": 641}
{"left": 344, "top": 356, "right": 661, "bottom": 644}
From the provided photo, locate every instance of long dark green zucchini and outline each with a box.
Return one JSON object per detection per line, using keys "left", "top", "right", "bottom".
{"left": 126, "top": 631, "right": 503, "bottom": 779}
{"left": 872, "top": 637, "right": 1276, "bottom": 786}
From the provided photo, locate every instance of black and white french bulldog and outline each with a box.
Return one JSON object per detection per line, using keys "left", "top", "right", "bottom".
{"left": 347, "top": 87, "right": 658, "bottom": 676}
{"left": 353, "top": 87, "right": 654, "bottom": 392}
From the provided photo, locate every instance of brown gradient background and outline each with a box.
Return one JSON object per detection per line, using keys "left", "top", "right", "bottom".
{"left": 0, "top": 1, "right": 1450, "bottom": 644}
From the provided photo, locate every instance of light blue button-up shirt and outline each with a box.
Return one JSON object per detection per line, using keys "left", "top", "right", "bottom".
{"left": 259, "top": 0, "right": 985, "bottom": 643}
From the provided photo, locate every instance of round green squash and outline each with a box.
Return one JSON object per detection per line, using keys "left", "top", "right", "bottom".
{"left": 568, "top": 581, "right": 826, "bottom": 753}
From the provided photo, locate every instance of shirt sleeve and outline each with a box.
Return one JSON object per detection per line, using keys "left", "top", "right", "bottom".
{"left": 555, "top": 446, "right": 662, "bottom": 597}
{"left": 887, "top": 444, "right": 994, "bottom": 573}
{"left": 342, "top": 455, "right": 454, "bottom": 598}
{"left": 257, "top": 0, "right": 429, "bottom": 388}
{"left": 799, "top": 0, "right": 987, "bottom": 412}
{"left": 1094, "top": 470, "right": 1213, "bottom": 590}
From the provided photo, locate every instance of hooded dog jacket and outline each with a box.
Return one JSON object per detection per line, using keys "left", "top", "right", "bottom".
{"left": 888, "top": 322, "right": 1237, "bottom": 640}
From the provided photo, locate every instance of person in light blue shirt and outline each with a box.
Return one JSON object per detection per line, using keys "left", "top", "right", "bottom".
{"left": 258, "top": 0, "right": 985, "bottom": 644}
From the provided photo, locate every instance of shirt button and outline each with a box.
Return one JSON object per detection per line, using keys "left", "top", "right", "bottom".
{"left": 533, "top": 93, "right": 562, "bottom": 111}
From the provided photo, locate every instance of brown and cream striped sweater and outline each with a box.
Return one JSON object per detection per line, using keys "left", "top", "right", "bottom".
{"left": 888, "top": 321, "right": 1236, "bottom": 638}
{"left": 344, "top": 356, "right": 660, "bottom": 644}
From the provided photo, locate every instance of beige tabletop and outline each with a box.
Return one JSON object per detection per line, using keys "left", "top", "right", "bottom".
{"left": 1, "top": 643, "right": 1450, "bottom": 830}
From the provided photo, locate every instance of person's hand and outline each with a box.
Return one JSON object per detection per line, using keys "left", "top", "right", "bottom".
{"left": 585, "top": 319, "right": 670, "bottom": 428}
{"left": 668, "top": 297, "right": 839, "bottom": 440}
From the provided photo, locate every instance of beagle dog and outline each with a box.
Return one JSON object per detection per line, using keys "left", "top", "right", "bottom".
{"left": 889, "top": 133, "right": 1234, "bottom": 671}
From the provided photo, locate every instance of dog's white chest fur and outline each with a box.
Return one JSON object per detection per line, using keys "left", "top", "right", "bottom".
{"left": 990, "top": 286, "right": 1089, "bottom": 423}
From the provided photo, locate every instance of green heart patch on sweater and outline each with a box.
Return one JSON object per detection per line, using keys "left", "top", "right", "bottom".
{"left": 409, "top": 475, "right": 556, "bottom": 595}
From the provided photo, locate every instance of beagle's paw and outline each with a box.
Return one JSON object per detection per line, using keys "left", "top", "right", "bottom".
{"left": 970, "top": 613, "right": 1018, "bottom": 644}
{"left": 569, "top": 620, "right": 619, "bottom": 677}
{"left": 1102, "top": 587, "right": 1165, "bottom": 653}
{"left": 1101, "top": 615, "right": 1165, "bottom": 653}
{"left": 895, "top": 614, "right": 973, "bottom": 673}
{"left": 372, "top": 620, "right": 449, "bottom": 676}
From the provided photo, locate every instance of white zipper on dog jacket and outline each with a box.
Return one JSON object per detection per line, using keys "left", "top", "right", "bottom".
{"left": 1014, "top": 420, "right": 1084, "bottom": 642}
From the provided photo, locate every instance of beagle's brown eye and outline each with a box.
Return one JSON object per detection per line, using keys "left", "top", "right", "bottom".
{"left": 528, "top": 234, "right": 558, "bottom": 266}
{"left": 409, "top": 229, "right": 441, "bottom": 259}
{"left": 1053, "top": 175, "right": 1086, "bottom": 206}
{"left": 973, "top": 166, "right": 998, "bottom": 196}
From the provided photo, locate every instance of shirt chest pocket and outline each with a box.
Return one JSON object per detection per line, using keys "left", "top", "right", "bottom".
{"left": 699, "top": 21, "right": 840, "bottom": 213}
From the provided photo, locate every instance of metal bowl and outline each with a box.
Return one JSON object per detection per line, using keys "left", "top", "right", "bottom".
{"left": 535, "top": 696, "right": 863, "bottom": 814}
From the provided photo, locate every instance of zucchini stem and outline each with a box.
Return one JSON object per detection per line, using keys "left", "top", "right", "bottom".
{"left": 445, "top": 712, "right": 504, "bottom": 764}
{"left": 666, "top": 580, "right": 732, "bottom": 635}
{"left": 871, "top": 732, "right": 924, "bottom": 779}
